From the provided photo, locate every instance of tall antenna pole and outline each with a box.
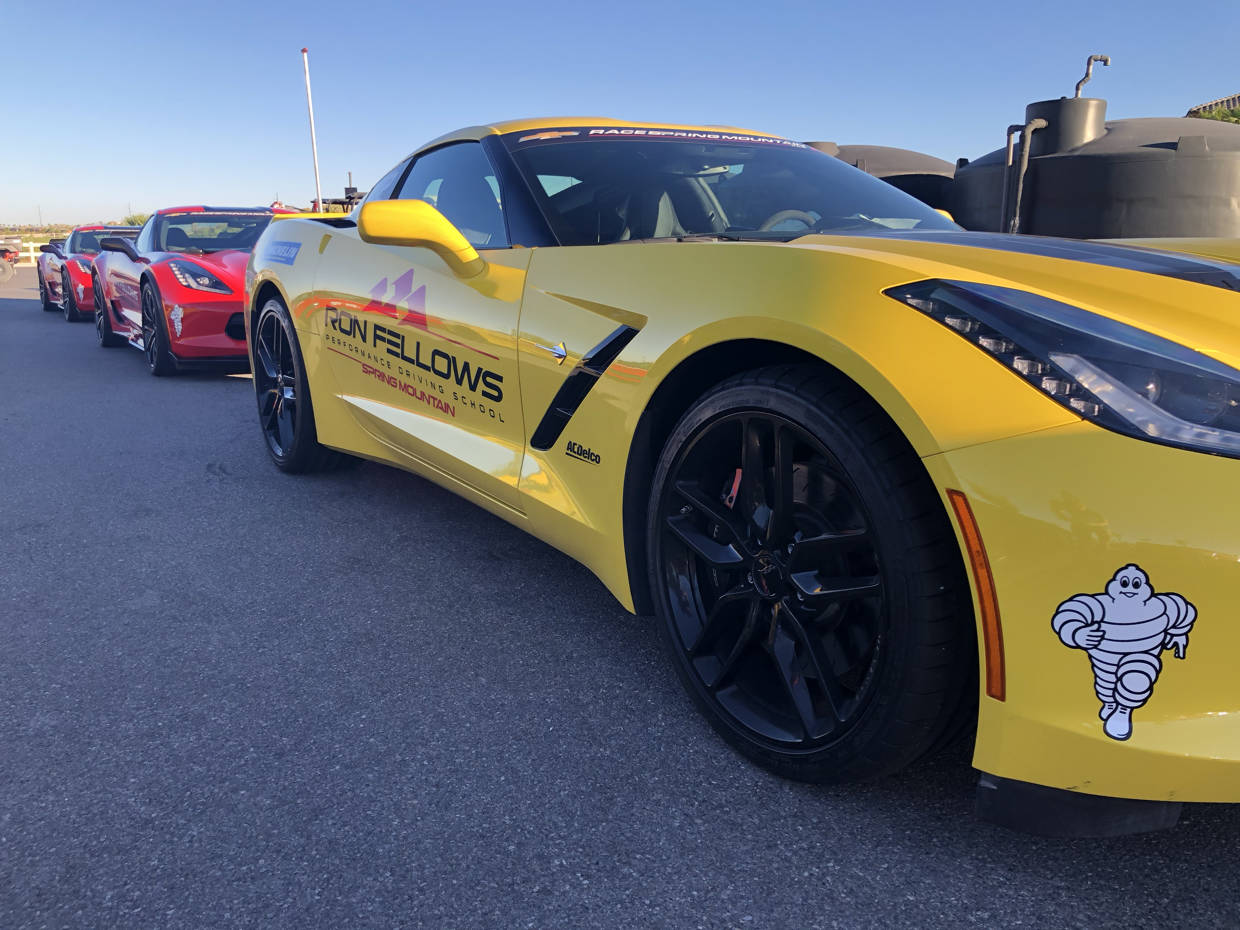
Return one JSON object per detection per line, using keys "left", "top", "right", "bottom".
{"left": 301, "top": 47, "right": 323, "bottom": 212}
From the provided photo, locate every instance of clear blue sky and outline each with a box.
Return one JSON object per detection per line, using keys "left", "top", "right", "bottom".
{"left": 1, "top": 0, "right": 1234, "bottom": 224}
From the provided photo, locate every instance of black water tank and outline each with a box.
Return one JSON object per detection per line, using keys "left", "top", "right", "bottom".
{"left": 808, "top": 142, "right": 956, "bottom": 211}
{"left": 1025, "top": 97, "right": 1108, "bottom": 156}
{"left": 951, "top": 115, "right": 1240, "bottom": 237}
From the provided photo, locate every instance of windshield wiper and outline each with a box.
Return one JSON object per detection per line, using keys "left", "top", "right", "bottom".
{"left": 675, "top": 231, "right": 798, "bottom": 242}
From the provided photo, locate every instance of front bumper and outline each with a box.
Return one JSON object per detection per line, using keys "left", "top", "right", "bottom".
{"left": 926, "top": 420, "right": 1240, "bottom": 803}
{"left": 64, "top": 264, "right": 93, "bottom": 305}
{"left": 160, "top": 293, "right": 248, "bottom": 360}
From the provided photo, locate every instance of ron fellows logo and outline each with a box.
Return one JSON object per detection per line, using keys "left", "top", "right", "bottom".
{"left": 565, "top": 440, "right": 601, "bottom": 464}
{"left": 360, "top": 361, "right": 456, "bottom": 416}
{"left": 325, "top": 304, "right": 506, "bottom": 421}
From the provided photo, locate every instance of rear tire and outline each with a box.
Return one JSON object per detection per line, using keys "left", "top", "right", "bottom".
{"left": 646, "top": 364, "right": 974, "bottom": 783}
{"left": 141, "top": 281, "right": 176, "bottom": 376}
{"left": 62, "top": 270, "right": 82, "bottom": 322}
{"left": 253, "top": 296, "right": 351, "bottom": 473}
{"left": 94, "top": 274, "right": 124, "bottom": 348}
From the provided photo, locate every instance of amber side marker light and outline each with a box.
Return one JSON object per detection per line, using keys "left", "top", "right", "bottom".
{"left": 946, "top": 489, "right": 1006, "bottom": 701}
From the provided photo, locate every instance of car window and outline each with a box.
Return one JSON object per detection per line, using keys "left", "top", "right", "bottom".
{"left": 154, "top": 213, "right": 273, "bottom": 253}
{"left": 364, "top": 158, "right": 412, "bottom": 206}
{"left": 537, "top": 175, "right": 582, "bottom": 196}
{"left": 503, "top": 132, "right": 957, "bottom": 246}
{"left": 136, "top": 218, "right": 155, "bottom": 253}
{"left": 394, "top": 143, "right": 509, "bottom": 249}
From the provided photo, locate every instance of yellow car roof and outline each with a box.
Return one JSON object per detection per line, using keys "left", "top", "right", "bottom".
{"left": 416, "top": 116, "right": 783, "bottom": 154}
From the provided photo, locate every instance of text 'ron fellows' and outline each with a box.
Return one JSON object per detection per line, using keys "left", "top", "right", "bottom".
{"left": 326, "top": 306, "right": 503, "bottom": 403}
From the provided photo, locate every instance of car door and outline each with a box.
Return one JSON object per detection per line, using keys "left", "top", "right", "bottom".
{"left": 110, "top": 217, "right": 154, "bottom": 330}
{"left": 313, "top": 141, "right": 531, "bottom": 511}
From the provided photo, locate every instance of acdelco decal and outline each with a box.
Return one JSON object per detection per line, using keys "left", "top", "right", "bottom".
{"left": 565, "top": 441, "right": 601, "bottom": 464}
{"left": 327, "top": 306, "right": 503, "bottom": 403}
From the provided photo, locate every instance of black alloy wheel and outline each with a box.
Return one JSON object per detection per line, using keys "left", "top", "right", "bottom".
{"left": 255, "top": 304, "right": 298, "bottom": 460}
{"left": 141, "top": 283, "right": 176, "bottom": 376}
{"left": 94, "top": 275, "right": 123, "bottom": 347}
{"left": 648, "top": 365, "right": 973, "bottom": 783}
{"left": 39, "top": 272, "right": 56, "bottom": 312}
{"left": 61, "top": 270, "right": 80, "bottom": 321}
{"left": 253, "top": 297, "right": 349, "bottom": 473}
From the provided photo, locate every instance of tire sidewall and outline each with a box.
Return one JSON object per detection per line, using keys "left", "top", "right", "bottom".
{"left": 40, "top": 271, "right": 57, "bottom": 312}
{"left": 94, "top": 275, "right": 115, "bottom": 346}
{"left": 141, "top": 280, "right": 175, "bottom": 375}
{"left": 647, "top": 377, "right": 930, "bottom": 780}
{"left": 62, "top": 270, "right": 77, "bottom": 321}
{"left": 255, "top": 297, "right": 317, "bottom": 471}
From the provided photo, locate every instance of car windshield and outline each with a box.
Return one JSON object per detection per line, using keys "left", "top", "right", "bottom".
{"left": 503, "top": 129, "right": 956, "bottom": 246}
{"left": 155, "top": 213, "right": 273, "bottom": 253}
{"left": 68, "top": 230, "right": 124, "bottom": 254}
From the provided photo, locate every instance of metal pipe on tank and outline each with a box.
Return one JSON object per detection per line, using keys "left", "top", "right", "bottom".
{"left": 1000, "top": 124, "right": 1024, "bottom": 232}
{"left": 1009, "top": 118, "right": 1048, "bottom": 233}
{"left": 1075, "top": 54, "right": 1111, "bottom": 98}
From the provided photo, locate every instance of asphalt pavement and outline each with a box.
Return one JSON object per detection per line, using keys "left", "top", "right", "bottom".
{"left": 1, "top": 265, "right": 1237, "bottom": 929}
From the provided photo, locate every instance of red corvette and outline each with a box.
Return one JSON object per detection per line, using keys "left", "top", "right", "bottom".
{"left": 38, "top": 226, "right": 140, "bottom": 321}
{"left": 92, "top": 206, "right": 284, "bottom": 374}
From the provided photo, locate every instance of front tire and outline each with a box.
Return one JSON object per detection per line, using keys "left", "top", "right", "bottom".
{"left": 39, "top": 271, "right": 57, "bottom": 311}
{"left": 141, "top": 281, "right": 176, "bottom": 376}
{"left": 647, "top": 365, "right": 973, "bottom": 783}
{"left": 94, "top": 274, "right": 124, "bottom": 347}
{"left": 253, "top": 296, "right": 349, "bottom": 473}
{"left": 62, "top": 270, "right": 82, "bottom": 321}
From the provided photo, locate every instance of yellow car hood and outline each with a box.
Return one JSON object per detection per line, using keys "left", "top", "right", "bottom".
{"left": 790, "top": 230, "right": 1240, "bottom": 369}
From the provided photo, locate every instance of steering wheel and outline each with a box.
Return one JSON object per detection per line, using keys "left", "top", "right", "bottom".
{"left": 757, "top": 209, "right": 818, "bottom": 232}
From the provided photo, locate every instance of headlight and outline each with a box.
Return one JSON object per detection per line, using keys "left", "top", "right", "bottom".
{"left": 887, "top": 279, "right": 1240, "bottom": 458}
{"left": 167, "top": 260, "right": 231, "bottom": 294}
{"left": 72, "top": 258, "right": 93, "bottom": 273}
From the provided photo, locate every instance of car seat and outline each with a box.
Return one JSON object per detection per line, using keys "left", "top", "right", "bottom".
{"left": 434, "top": 175, "right": 506, "bottom": 247}
{"left": 622, "top": 185, "right": 686, "bottom": 240}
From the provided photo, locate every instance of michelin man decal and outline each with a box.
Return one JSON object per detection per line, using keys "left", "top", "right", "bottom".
{"left": 1051, "top": 564, "right": 1197, "bottom": 741}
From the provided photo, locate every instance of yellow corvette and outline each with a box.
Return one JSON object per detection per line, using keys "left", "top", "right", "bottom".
{"left": 245, "top": 118, "right": 1240, "bottom": 835}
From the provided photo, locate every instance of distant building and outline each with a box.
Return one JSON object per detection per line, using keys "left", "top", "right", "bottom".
{"left": 1187, "top": 93, "right": 1240, "bottom": 116}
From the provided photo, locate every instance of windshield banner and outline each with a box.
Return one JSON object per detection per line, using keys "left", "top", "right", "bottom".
{"left": 508, "top": 127, "right": 808, "bottom": 148}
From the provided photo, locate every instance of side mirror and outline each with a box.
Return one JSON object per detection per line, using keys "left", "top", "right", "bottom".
{"left": 358, "top": 199, "right": 485, "bottom": 278}
{"left": 100, "top": 236, "right": 140, "bottom": 260}
{"left": 39, "top": 243, "right": 64, "bottom": 256}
